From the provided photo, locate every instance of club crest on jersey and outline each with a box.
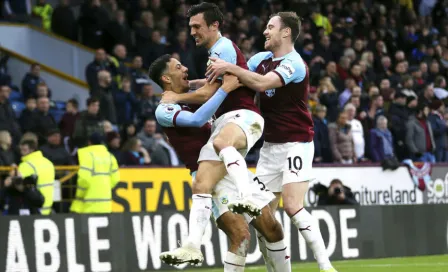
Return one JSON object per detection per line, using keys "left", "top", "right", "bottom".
{"left": 221, "top": 196, "right": 228, "bottom": 204}
{"left": 265, "top": 89, "right": 276, "bottom": 97}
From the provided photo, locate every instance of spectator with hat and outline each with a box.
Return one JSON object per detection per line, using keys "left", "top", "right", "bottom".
{"left": 428, "top": 100, "right": 448, "bottom": 162}
{"left": 40, "top": 128, "right": 73, "bottom": 166}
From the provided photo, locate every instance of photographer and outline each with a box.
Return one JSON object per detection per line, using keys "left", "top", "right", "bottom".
{"left": 0, "top": 175, "right": 44, "bottom": 215}
{"left": 312, "top": 179, "right": 359, "bottom": 206}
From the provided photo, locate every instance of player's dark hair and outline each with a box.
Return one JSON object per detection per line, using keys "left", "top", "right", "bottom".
{"left": 148, "top": 54, "right": 171, "bottom": 88}
{"left": 187, "top": 2, "right": 224, "bottom": 28}
{"left": 270, "top": 11, "right": 301, "bottom": 42}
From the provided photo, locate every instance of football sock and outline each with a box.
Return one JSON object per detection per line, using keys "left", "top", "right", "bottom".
{"left": 185, "top": 194, "right": 212, "bottom": 249}
{"left": 219, "top": 146, "right": 252, "bottom": 198}
{"left": 255, "top": 231, "right": 274, "bottom": 272}
{"left": 265, "top": 239, "right": 291, "bottom": 272}
{"left": 291, "top": 208, "right": 333, "bottom": 270}
{"left": 224, "top": 251, "right": 246, "bottom": 272}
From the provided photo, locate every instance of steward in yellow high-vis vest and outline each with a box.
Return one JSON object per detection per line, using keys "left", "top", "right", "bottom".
{"left": 70, "top": 134, "right": 120, "bottom": 214}
{"left": 18, "top": 139, "right": 55, "bottom": 215}
{"left": 32, "top": 0, "right": 53, "bottom": 31}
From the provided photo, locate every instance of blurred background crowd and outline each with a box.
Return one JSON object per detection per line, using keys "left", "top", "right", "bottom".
{"left": 1, "top": 0, "right": 448, "bottom": 168}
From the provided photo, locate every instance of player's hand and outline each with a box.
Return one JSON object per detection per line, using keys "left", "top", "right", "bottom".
{"left": 221, "top": 74, "right": 242, "bottom": 93}
{"left": 206, "top": 57, "right": 231, "bottom": 84}
{"left": 161, "top": 91, "right": 179, "bottom": 104}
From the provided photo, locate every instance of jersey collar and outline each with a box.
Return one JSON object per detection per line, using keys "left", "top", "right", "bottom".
{"left": 272, "top": 49, "right": 297, "bottom": 61}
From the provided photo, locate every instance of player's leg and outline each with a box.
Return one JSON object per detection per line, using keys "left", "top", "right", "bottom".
{"left": 213, "top": 110, "right": 264, "bottom": 216}
{"left": 217, "top": 212, "right": 250, "bottom": 272}
{"left": 251, "top": 205, "right": 291, "bottom": 272}
{"left": 282, "top": 142, "right": 336, "bottom": 272}
{"left": 160, "top": 161, "right": 226, "bottom": 266}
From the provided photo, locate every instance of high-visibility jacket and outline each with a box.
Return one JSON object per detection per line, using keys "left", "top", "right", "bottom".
{"left": 70, "top": 145, "right": 120, "bottom": 213}
{"left": 32, "top": 4, "right": 53, "bottom": 31}
{"left": 313, "top": 13, "right": 332, "bottom": 35}
{"left": 18, "top": 151, "right": 55, "bottom": 215}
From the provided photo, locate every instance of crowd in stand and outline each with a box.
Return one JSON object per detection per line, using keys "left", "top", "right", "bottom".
{"left": 1, "top": 0, "right": 448, "bottom": 167}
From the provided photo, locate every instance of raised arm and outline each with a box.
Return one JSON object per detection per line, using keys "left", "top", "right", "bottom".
{"left": 161, "top": 81, "right": 221, "bottom": 105}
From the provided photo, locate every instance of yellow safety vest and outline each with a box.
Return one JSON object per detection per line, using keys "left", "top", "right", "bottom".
{"left": 313, "top": 14, "right": 332, "bottom": 35}
{"left": 32, "top": 4, "right": 53, "bottom": 31}
{"left": 18, "top": 151, "right": 55, "bottom": 215}
{"left": 70, "top": 145, "right": 120, "bottom": 214}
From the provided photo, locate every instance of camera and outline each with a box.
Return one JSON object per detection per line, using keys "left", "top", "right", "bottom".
{"left": 334, "top": 187, "right": 342, "bottom": 195}
{"left": 12, "top": 175, "right": 38, "bottom": 187}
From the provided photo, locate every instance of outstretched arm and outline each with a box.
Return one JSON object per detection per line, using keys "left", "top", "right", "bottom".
{"left": 161, "top": 81, "right": 221, "bottom": 105}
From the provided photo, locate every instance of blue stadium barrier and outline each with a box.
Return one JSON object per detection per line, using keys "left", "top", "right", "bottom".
{"left": 50, "top": 109, "right": 65, "bottom": 123}
{"left": 54, "top": 101, "right": 66, "bottom": 110}
{"left": 11, "top": 101, "right": 25, "bottom": 118}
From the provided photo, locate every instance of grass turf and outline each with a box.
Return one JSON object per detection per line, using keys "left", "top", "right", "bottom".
{"left": 182, "top": 254, "right": 448, "bottom": 272}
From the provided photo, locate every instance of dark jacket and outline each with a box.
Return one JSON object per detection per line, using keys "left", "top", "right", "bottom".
{"left": 51, "top": 4, "right": 77, "bottom": 41}
{"left": 40, "top": 144, "right": 73, "bottom": 165}
{"left": 319, "top": 92, "right": 339, "bottom": 122}
{"left": 129, "top": 68, "right": 150, "bottom": 95}
{"left": 113, "top": 89, "right": 138, "bottom": 125}
{"left": 0, "top": 148, "right": 16, "bottom": 166}
{"left": 72, "top": 111, "right": 104, "bottom": 147}
{"left": 91, "top": 86, "right": 118, "bottom": 124}
{"left": 108, "top": 147, "right": 123, "bottom": 165}
{"left": 138, "top": 96, "right": 159, "bottom": 123}
{"left": 0, "top": 100, "right": 22, "bottom": 143}
{"left": 59, "top": 112, "right": 80, "bottom": 138}
{"left": 79, "top": 4, "right": 110, "bottom": 49}
{"left": 0, "top": 186, "right": 45, "bottom": 215}
{"left": 102, "top": 20, "right": 133, "bottom": 53}
{"left": 427, "top": 112, "right": 448, "bottom": 151}
{"left": 19, "top": 109, "right": 35, "bottom": 132}
{"left": 27, "top": 110, "right": 58, "bottom": 145}
{"left": 312, "top": 116, "right": 332, "bottom": 163}
{"left": 388, "top": 103, "right": 409, "bottom": 160}
{"left": 312, "top": 183, "right": 359, "bottom": 206}
{"left": 369, "top": 128, "right": 394, "bottom": 162}
{"left": 85, "top": 60, "right": 114, "bottom": 90}
{"left": 21, "top": 73, "right": 44, "bottom": 99}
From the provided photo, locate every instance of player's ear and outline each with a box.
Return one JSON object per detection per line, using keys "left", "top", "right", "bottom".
{"left": 161, "top": 74, "right": 171, "bottom": 84}
{"left": 282, "top": 27, "right": 291, "bottom": 39}
{"left": 210, "top": 21, "right": 219, "bottom": 31}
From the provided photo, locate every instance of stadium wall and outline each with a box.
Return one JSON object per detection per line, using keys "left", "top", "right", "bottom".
{"left": 0, "top": 205, "right": 447, "bottom": 272}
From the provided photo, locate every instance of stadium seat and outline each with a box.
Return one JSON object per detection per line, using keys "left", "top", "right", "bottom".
{"left": 11, "top": 101, "right": 26, "bottom": 118}
{"left": 9, "top": 91, "right": 23, "bottom": 102}
{"left": 54, "top": 101, "right": 66, "bottom": 111}
{"left": 50, "top": 109, "right": 65, "bottom": 123}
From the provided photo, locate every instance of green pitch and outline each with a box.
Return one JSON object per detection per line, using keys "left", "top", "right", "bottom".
{"left": 182, "top": 255, "right": 448, "bottom": 272}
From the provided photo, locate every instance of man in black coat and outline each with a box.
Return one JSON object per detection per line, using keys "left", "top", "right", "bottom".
{"left": 0, "top": 175, "right": 45, "bottom": 215}
{"left": 26, "top": 97, "right": 57, "bottom": 145}
{"left": 40, "top": 129, "right": 73, "bottom": 166}
{"left": 79, "top": 0, "right": 110, "bottom": 49}
{"left": 0, "top": 85, "right": 21, "bottom": 144}
{"left": 51, "top": 0, "right": 77, "bottom": 41}
{"left": 85, "top": 48, "right": 115, "bottom": 90}
{"left": 21, "top": 63, "right": 44, "bottom": 100}
{"left": 313, "top": 105, "right": 332, "bottom": 163}
{"left": 388, "top": 92, "right": 411, "bottom": 160}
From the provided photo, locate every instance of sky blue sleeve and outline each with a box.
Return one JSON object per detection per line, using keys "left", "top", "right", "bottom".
{"left": 210, "top": 39, "right": 237, "bottom": 64}
{"left": 247, "top": 52, "right": 271, "bottom": 72}
{"left": 175, "top": 89, "right": 228, "bottom": 127}
{"left": 274, "top": 57, "right": 307, "bottom": 85}
{"left": 155, "top": 104, "right": 182, "bottom": 127}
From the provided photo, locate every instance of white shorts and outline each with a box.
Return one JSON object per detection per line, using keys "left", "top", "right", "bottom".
{"left": 198, "top": 109, "right": 264, "bottom": 162}
{"left": 192, "top": 170, "right": 274, "bottom": 222}
{"left": 256, "top": 141, "right": 315, "bottom": 193}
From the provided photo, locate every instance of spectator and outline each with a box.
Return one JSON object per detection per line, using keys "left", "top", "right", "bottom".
{"left": 121, "top": 137, "right": 151, "bottom": 165}
{"left": 324, "top": 61, "right": 344, "bottom": 91}
{"left": 35, "top": 82, "right": 52, "bottom": 99}
{"left": 25, "top": 97, "right": 57, "bottom": 145}
{"left": 40, "top": 129, "right": 72, "bottom": 165}
{"left": 129, "top": 56, "right": 151, "bottom": 95}
{"left": 103, "top": 9, "right": 132, "bottom": 54}
{"left": 113, "top": 76, "right": 138, "bottom": 126}
{"left": 51, "top": 0, "right": 77, "bottom": 41}
{"left": 0, "top": 131, "right": 16, "bottom": 166}
{"left": 138, "top": 83, "right": 159, "bottom": 123}
{"left": 428, "top": 100, "right": 448, "bottom": 162}
{"left": 419, "top": 84, "right": 435, "bottom": 107}
{"left": 73, "top": 97, "right": 104, "bottom": 147}
{"left": 21, "top": 63, "right": 44, "bottom": 100}
{"left": 19, "top": 97, "right": 36, "bottom": 131}
{"left": 91, "top": 70, "right": 117, "bottom": 124}
{"left": 168, "top": 29, "right": 197, "bottom": 79}
{"left": 3, "top": 0, "right": 32, "bottom": 21}
{"left": 0, "top": 175, "right": 45, "bottom": 215}
{"left": 135, "top": 11, "right": 154, "bottom": 58}
{"left": 318, "top": 77, "right": 339, "bottom": 122}
{"left": 85, "top": 49, "right": 114, "bottom": 90}
{"left": 339, "top": 79, "right": 357, "bottom": 109}
{"left": 109, "top": 44, "right": 130, "bottom": 88}
{"left": 32, "top": 0, "right": 53, "bottom": 31}
{"left": 370, "top": 116, "right": 395, "bottom": 162}
{"left": 121, "top": 122, "right": 137, "bottom": 143}
{"left": 312, "top": 105, "right": 332, "bottom": 163}
{"left": 328, "top": 111, "right": 356, "bottom": 164}
{"left": 0, "top": 86, "right": 21, "bottom": 143}
{"left": 406, "top": 105, "right": 436, "bottom": 162}
{"left": 144, "top": 29, "right": 166, "bottom": 67}
{"left": 388, "top": 92, "right": 410, "bottom": 160}
{"left": 106, "top": 131, "right": 122, "bottom": 164}
{"left": 103, "top": 120, "right": 114, "bottom": 134}
{"left": 312, "top": 179, "right": 358, "bottom": 206}
{"left": 311, "top": 6, "right": 332, "bottom": 35}
{"left": 59, "top": 98, "right": 79, "bottom": 138}
{"left": 79, "top": 0, "right": 110, "bottom": 49}
{"left": 433, "top": 76, "right": 448, "bottom": 100}
{"left": 345, "top": 103, "right": 365, "bottom": 161}
{"left": 137, "top": 118, "right": 170, "bottom": 165}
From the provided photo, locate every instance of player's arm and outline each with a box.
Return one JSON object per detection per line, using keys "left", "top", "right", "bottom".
{"left": 156, "top": 75, "right": 240, "bottom": 127}
{"left": 163, "top": 81, "right": 221, "bottom": 104}
{"left": 189, "top": 79, "right": 207, "bottom": 90}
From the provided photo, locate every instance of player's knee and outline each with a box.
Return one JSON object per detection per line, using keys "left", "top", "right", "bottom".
{"left": 283, "top": 197, "right": 304, "bottom": 218}
{"left": 212, "top": 136, "right": 230, "bottom": 154}
{"left": 263, "top": 220, "right": 284, "bottom": 243}
{"left": 229, "top": 226, "right": 251, "bottom": 254}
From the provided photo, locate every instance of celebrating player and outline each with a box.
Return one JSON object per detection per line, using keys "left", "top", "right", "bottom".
{"left": 150, "top": 55, "right": 291, "bottom": 271}
{"left": 159, "top": 2, "right": 266, "bottom": 264}
{"left": 206, "top": 12, "right": 337, "bottom": 272}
